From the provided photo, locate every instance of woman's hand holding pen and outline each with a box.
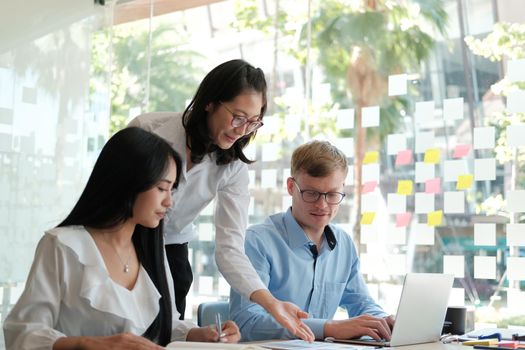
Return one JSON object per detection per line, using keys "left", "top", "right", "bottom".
{"left": 186, "top": 321, "right": 240, "bottom": 343}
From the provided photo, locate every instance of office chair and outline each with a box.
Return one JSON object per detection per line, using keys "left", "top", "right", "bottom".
{"left": 197, "top": 300, "right": 230, "bottom": 327}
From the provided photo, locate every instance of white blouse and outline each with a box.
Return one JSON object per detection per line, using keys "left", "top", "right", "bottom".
{"left": 3, "top": 226, "right": 195, "bottom": 350}
{"left": 128, "top": 113, "right": 266, "bottom": 299}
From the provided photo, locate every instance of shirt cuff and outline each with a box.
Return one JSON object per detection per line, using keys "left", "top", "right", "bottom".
{"left": 303, "top": 318, "right": 327, "bottom": 340}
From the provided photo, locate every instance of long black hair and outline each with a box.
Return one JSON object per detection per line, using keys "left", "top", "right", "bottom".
{"left": 59, "top": 127, "right": 182, "bottom": 345}
{"left": 183, "top": 59, "right": 267, "bottom": 165}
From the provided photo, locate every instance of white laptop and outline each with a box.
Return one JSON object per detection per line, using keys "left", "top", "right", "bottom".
{"left": 326, "top": 273, "right": 454, "bottom": 347}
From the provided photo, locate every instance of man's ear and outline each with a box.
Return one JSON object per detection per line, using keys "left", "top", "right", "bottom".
{"left": 286, "top": 177, "right": 294, "bottom": 196}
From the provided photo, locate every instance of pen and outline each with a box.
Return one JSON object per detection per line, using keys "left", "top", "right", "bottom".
{"left": 215, "top": 313, "right": 223, "bottom": 342}
{"left": 473, "top": 346, "right": 515, "bottom": 350}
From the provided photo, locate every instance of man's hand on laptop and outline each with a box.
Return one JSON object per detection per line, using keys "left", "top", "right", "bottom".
{"left": 323, "top": 314, "right": 392, "bottom": 341}
{"left": 384, "top": 315, "right": 395, "bottom": 330}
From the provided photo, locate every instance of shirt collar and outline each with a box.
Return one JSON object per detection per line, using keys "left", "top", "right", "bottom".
{"left": 283, "top": 207, "right": 337, "bottom": 251}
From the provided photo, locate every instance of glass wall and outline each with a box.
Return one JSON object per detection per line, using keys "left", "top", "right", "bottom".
{"left": 1, "top": 0, "right": 524, "bottom": 347}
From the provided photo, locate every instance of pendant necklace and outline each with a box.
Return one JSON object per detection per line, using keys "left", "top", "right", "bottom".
{"left": 104, "top": 233, "right": 132, "bottom": 273}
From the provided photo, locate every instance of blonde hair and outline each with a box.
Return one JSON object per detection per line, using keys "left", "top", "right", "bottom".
{"left": 291, "top": 140, "right": 348, "bottom": 178}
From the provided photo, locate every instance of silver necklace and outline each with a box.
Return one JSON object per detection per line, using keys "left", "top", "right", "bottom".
{"left": 104, "top": 234, "right": 132, "bottom": 273}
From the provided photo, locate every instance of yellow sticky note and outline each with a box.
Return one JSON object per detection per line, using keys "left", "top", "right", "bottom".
{"left": 427, "top": 210, "right": 443, "bottom": 226}
{"left": 361, "top": 212, "right": 376, "bottom": 225}
{"left": 424, "top": 148, "right": 440, "bottom": 164}
{"left": 397, "top": 180, "right": 413, "bottom": 195}
{"left": 363, "top": 151, "right": 379, "bottom": 164}
{"left": 456, "top": 174, "right": 473, "bottom": 190}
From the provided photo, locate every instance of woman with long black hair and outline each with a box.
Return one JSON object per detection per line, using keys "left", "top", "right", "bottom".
{"left": 3, "top": 127, "right": 240, "bottom": 350}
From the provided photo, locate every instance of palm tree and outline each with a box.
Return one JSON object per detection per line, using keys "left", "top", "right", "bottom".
{"left": 306, "top": 0, "right": 448, "bottom": 247}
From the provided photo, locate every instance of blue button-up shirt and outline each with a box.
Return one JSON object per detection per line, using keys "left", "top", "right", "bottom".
{"left": 229, "top": 208, "right": 387, "bottom": 341}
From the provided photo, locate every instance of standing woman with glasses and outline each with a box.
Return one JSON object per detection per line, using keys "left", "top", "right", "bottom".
{"left": 129, "top": 59, "right": 314, "bottom": 341}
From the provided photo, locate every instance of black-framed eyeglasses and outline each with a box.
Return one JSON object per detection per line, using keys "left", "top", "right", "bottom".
{"left": 220, "top": 102, "right": 264, "bottom": 134}
{"left": 292, "top": 178, "right": 346, "bottom": 204}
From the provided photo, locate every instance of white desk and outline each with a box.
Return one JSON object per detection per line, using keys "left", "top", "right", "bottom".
{"left": 252, "top": 340, "right": 464, "bottom": 349}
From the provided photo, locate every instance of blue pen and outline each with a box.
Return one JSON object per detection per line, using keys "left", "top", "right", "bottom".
{"left": 215, "top": 313, "right": 223, "bottom": 342}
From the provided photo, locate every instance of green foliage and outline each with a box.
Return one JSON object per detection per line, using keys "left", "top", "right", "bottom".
{"left": 465, "top": 22, "right": 525, "bottom": 61}
{"left": 466, "top": 22, "right": 525, "bottom": 215}
{"left": 91, "top": 22, "right": 205, "bottom": 135}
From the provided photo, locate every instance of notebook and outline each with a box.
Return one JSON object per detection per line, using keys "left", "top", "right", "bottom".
{"left": 166, "top": 342, "right": 264, "bottom": 349}
{"left": 325, "top": 273, "right": 454, "bottom": 347}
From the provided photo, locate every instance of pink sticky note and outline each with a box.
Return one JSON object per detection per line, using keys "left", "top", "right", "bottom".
{"left": 396, "top": 212, "right": 412, "bottom": 227}
{"left": 425, "top": 178, "right": 441, "bottom": 194}
{"left": 362, "top": 181, "right": 378, "bottom": 194}
{"left": 395, "top": 149, "right": 413, "bottom": 166}
{"left": 453, "top": 144, "right": 471, "bottom": 158}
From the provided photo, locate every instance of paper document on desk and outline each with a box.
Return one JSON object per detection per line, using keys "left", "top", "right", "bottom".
{"left": 166, "top": 341, "right": 265, "bottom": 349}
{"left": 259, "top": 339, "right": 369, "bottom": 349}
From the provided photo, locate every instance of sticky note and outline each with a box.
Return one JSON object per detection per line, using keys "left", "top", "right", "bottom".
{"left": 261, "top": 169, "right": 277, "bottom": 188}
{"left": 506, "top": 224, "right": 525, "bottom": 246}
{"left": 443, "top": 97, "right": 464, "bottom": 121}
{"left": 388, "top": 224, "right": 407, "bottom": 244}
{"left": 507, "top": 257, "right": 525, "bottom": 281}
{"left": 474, "top": 256, "right": 496, "bottom": 279}
{"left": 363, "top": 151, "right": 379, "bottom": 164}
{"left": 507, "top": 190, "right": 525, "bottom": 212}
{"left": 427, "top": 210, "right": 443, "bottom": 226}
{"left": 336, "top": 108, "right": 354, "bottom": 129}
{"left": 474, "top": 223, "right": 496, "bottom": 246}
{"left": 443, "top": 255, "right": 465, "bottom": 278}
{"left": 444, "top": 159, "right": 468, "bottom": 182}
{"left": 507, "top": 124, "right": 525, "bottom": 147}
{"left": 395, "top": 149, "right": 413, "bottom": 166}
{"left": 387, "top": 133, "right": 407, "bottom": 155}
{"left": 388, "top": 193, "right": 407, "bottom": 214}
{"left": 508, "top": 58, "right": 525, "bottom": 82}
{"left": 396, "top": 212, "right": 412, "bottom": 227}
{"left": 415, "top": 100, "right": 435, "bottom": 125}
{"left": 507, "top": 288, "right": 525, "bottom": 310}
{"left": 415, "top": 193, "right": 435, "bottom": 214}
{"left": 388, "top": 74, "right": 407, "bottom": 96}
{"left": 361, "top": 193, "right": 378, "bottom": 212}
{"left": 415, "top": 131, "right": 435, "bottom": 153}
{"left": 450, "top": 288, "right": 466, "bottom": 306}
{"left": 412, "top": 223, "right": 435, "bottom": 245}
{"left": 199, "top": 276, "right": 214, "bottom": 294}
{"left": 397, "top": 180, "right": 413, "bottom": 195}
{"left": 333, "top": 138, "right": 354, "bottom": 156}
{"left": 262, "top": 143, "right": 279, "bottom": 161}
{"left": 415, "top": 162, "right": 435, "bottom": 183}
{"left": 362, "top": 163, "right": 380, "bottom": 182}
{"left": 361, "top": 212, "right": 376, "bottom": 225}
{"left": 452, "top": 144, "right": 470, "bottom": 158}
{"left": 362, "top": 225, "right": 379, "bottom": 244}
{"left": 444, "top": 191, "right": 465, "bottom": 213}
{"left": 424, "top": 148, "right": 440, "bottom": 164}
{"left": 362, "top": 181, "right": 378, "bottom": 194}
{"left": 474, "top": 158, "right": 496, "bottom": 181}
{"left": 362, "top": 106, "right": 380, "bottom": 128}
{"left": 386, "top": 254, "right": 407, "bottom": 275}
{"left": 456, "top": 174, "right": 473, "bottom": 190}
{"left": 425, "top": 178, "right": 441, "bottom": 194}
{"left": 507, "top": 90, "right": 525, "bottom": 113}
{"left": 473, "top": 126, "right": 495, "bottom": 150}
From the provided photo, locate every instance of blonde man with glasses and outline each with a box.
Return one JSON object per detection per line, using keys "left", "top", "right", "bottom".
{"left": 230, "top": 140, "right": 394, "bottom": 341}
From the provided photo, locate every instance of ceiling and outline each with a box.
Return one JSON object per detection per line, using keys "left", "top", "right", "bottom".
{"left": 114, "top": 0, "right": 226, "bottom": 25}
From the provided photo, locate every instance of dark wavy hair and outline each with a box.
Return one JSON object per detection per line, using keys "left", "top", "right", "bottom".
{"left": 183, "top": 59, "right": 267, "bottom": 165}
{"left": 58, "top": 127, "right": 182, "bottom": 346}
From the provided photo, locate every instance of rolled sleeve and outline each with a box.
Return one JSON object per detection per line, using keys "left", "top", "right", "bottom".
{"left": 214, "top": 164, "right": 266, "bottom": 299}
